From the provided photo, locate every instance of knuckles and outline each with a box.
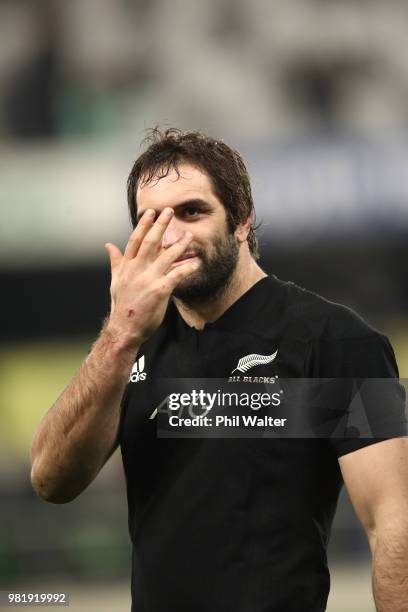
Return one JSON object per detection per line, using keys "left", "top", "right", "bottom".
{"left": 152, "top": 282, "right": 169, "bottom": 297}
{"left": 140, "top": 236, "right": 158, "bottom": 248}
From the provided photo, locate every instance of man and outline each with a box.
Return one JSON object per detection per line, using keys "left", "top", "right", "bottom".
{"left": 31, "top": 129, "right": 408, "bottom": 612}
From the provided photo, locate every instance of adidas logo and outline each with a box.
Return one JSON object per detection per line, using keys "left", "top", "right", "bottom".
{"left": 129, "top": 355, "right": 147, "bottom": 382}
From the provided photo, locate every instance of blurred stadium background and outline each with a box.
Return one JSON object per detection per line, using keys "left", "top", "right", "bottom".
{"left": 1, "top": 1, "right": 408, "bottom": 610}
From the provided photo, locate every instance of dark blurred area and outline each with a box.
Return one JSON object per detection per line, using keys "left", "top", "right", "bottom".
{"left": 1, "top": 1, "right": 407, "bottom": 610}
{"left": 4, "top": 1, "right": 60, "bottom": 139}
{"left": 2, "top": 239, "right": 408, "bottom": 342}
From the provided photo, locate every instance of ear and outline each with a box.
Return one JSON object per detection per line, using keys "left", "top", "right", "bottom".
{"left": 234, "top": 214, "right": 252, "bottom": 243}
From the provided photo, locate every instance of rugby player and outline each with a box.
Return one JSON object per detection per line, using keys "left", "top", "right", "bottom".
{"left": 31, "top": 129, "right": 408, "bottom": 612}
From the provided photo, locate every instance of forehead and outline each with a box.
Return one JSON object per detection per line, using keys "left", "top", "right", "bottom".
{"left": 136, "top": 163, "right": 219, "bottom": 208}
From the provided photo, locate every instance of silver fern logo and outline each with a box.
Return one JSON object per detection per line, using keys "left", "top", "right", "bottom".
{"left": 232, "top": 350, "right": 278, "bottom": 374}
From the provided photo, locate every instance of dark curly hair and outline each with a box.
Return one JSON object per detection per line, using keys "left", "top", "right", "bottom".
{"left": 127, "top": 128, "right": 259, "bottom": 259}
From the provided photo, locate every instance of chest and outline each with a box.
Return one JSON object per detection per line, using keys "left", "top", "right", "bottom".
{"left": 121, "top": 327, "right": 311, "bottom": 441}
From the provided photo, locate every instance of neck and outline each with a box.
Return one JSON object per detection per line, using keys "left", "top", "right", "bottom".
{"left": 174, "top": 253, "right": 267, "bottom": 330}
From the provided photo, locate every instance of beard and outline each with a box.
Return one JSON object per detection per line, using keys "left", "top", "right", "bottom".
{"left": 172, "top": 229, "right": 239, "bottom": 304}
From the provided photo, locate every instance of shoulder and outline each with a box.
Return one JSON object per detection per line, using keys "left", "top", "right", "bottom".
{"left": 277, "top": 278, "right": 382, "bottom": 342}
{"left": 265, "top": 276, "right": 397, "bottom": 377}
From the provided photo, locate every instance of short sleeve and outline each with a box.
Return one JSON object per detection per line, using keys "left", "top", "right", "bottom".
{"left": 313, "top": 333, "right": 407, "bottom": 457}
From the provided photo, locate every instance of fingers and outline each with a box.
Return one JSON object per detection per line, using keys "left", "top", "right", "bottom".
{"left": 104, "top": 243, "right": 123, "bottom": 272}
{"left": 165, "top": 258, "right": 199, "bottom": 291}
{"left": 152, "top": 231, "right": 194, "bottom": 274}
{"left": 137, "top": 207, "right": 174, "bottom": 261}
{"left": 123, "top": 209, "right": 156, "bottom": 260}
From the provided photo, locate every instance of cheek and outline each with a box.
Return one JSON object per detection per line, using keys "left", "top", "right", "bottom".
{"left": 190, "top": 224, "right": 215, "bottom": 245}
{"left": 189, "top": 218, "right": 229, "bottom": 251}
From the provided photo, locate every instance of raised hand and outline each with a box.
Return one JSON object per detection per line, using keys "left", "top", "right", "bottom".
{"left": 104, "top": 207, "right": 198, "bottom": 348}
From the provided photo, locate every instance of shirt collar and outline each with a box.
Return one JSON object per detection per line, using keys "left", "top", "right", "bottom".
{"left": 169, "top": 275, "right": 283, "bottom": 335}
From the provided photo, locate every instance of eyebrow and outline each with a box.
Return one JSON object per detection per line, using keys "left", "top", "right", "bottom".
{"left": 136, "top": 198, "right": 212, "bottom": 223}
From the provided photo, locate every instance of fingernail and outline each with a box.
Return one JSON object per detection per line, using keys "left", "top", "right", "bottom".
{"left": 145, "top": 209, "right": 155, "bottom": 217}
{"left": 164, "top": 207, "right": 173, "bottom": 218}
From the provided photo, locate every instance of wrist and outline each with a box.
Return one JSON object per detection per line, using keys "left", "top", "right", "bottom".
{"left": 102, "top": 317, "right": 142, "bottom": 355}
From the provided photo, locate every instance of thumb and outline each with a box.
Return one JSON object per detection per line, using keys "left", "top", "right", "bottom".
{"left": 104, "top": 242, "right": 122, "bottom": 271}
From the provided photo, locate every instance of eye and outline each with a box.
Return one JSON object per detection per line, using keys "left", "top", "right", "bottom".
{"left": 183, "top": 206, "right": 200, "bottom": 218}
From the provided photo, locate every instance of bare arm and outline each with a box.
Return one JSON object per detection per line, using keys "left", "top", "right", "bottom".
{"left": 339, "top": 437, "right": 408, "bottom": 612}
{"left": 30, "top": 207, "right": 197, "bottom": 503}
{"left": 30, "top": 323, "right": 138, "bottom": 503}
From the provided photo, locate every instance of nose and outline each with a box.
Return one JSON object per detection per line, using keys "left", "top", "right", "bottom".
{"left": 161, "top": 216, "right": 184, "bottom": 249}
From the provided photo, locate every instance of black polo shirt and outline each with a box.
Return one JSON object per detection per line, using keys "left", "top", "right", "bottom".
{"left": 119, "top": 275, "right": 406, "bottom": 612}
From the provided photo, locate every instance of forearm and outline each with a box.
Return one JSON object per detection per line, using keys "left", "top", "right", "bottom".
{"left": 30, "top": 320, "right": 138, "bottom": 503}
{"left": 370, "top": 524, "right": 408, "bottom": 612}
{"left": 30, "top": 205, "right": 196, "bottom": 503}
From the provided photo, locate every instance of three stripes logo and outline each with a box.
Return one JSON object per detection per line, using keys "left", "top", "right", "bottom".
{"left": 231, "top": 350, "right": 278, "bottom": 374}
{"left": 129, "top": 355, "right": 147, "bottom": 382}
